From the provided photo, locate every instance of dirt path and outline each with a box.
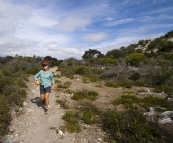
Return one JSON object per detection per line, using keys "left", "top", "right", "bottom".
{"left": 8, "top": 67, "right": 75, "bottom": 143}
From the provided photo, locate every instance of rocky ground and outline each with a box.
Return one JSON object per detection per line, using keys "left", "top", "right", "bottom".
{"left": 3, "top": 67, "right": 168, "bottom": 143}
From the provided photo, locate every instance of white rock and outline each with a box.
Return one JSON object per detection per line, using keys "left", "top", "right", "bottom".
{"left": 23, "top": 102, "right": 27, "bottom": 106}
{"left": 19, "top": 107, "right": 23, "bottom": 111}
{"left": 58, "top": 130, "right": 64, "bottom": 136}
{"left": 10, "top": 129, "right": 13, "bottom": 132}
{"left": 15, "top": 134, "right": 19, "bottom": 137}
{"left": 98, "top": 138, "right": 102, "bottom": 142}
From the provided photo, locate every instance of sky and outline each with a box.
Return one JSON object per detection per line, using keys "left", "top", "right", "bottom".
{"left": 0, "top": 0, "right": 173, "bottom": 59}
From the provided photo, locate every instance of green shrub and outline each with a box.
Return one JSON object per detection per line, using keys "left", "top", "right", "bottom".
{"left": 79, "top": 102, "right": 100, "bottom": 124}
{"left": 102, "top": 109, "right": 161, "bottom": 143}
{"left": 72, "top": 89, "right": 98, "bottom": 101}
{"left": 59, "top": 67, "right": 74, "bottom": 76}
{"left": 3, "top": 85, "right": 27, "bottom": 106}
{"left": 55, "top": 79, "right": 61, "bottom": 83}
{"left": 0, "top": 96, "right": 12, "bottom": 137}
{"left": 25, "top": 68, "right": 40, "bottom": 75}
{"left": 63, "top": 89, "right": 73, "bottom": 94}
{"left": 66, "top": 74, "right": 74, "bottom": 79}
{"left": 0, "top": 70, "right": 3, "bottom": 77}
{"left": 141, "top": 96, "right": 171, "bottom": 110}
{"left": 105, "top": 81, "right": 120, "bottom": 88}
{"left": 16, "top": 79, "right": 27, "bottom": 88}
{"left": 56, "top": 99, "right": 69, "bottom": 109}
{"left": 112, "top": 95, "right": 141, "bottom": 109}
{"left": 90, "top": 67, "right": 103, "bottom": 75}
{"left": 62, "top": 111, "right": 81, "bottom": 133}
{"left": 74, "top": 66, "right": 89, "bottom": 75}
{"left": 57, "top": 83, "right": 68, "bottom": 88}
{"left": 83, "top": 76, "right": 100, "bottom": 83}
{"left": 119, "top": 82, "right": 132, "bottom": 88}
{"left": 64, "top": 81, "right": 71, "bottom": 88}
{"left": 82, "top": 111, "right": 96, "bottom": 124}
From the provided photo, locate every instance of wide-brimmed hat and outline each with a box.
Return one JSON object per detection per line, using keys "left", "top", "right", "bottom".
{"left": 42, "top": 61, "right": 48, "bottom": 66}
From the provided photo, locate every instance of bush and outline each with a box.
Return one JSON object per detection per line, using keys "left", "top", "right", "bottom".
{"left": 74, "top": 66, "right": 89, "bottom": 75}
{"left": 72, "top": 89, "right": 98, "bottom": 101}
{"left": 79, "top": 101, "right": 100, "bottom": 124}
{"left": 102, "top": 109, "right": 161, "bottom": 143}
{"left": 105, "top": 81, "right": 120, "bottom": 88}
{"left": 0, "top": 96, "right": 12, "bottom": 137}
{"left": 56, "top": 99, "right": 69, "bottom": 109}
{"left": 3, "top": 84, "right": 27, "bottom": 106}
{"left": 112, "top": 95, "right": 141, "bottom": 109}
{"left": 62, "top": 111, "right": 81, "bottom": 133}
{"left": 141, "top": 96, "right": 171, "bottom": 111}
{"left": 64, "top": 81, "right": 71, "bottom": 88}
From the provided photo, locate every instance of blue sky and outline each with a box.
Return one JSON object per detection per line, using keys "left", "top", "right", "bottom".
{"left": 0, "top": 0, "right": 173, "bottom": 59}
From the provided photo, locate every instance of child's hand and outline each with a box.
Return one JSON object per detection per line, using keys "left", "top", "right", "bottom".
{"left": 51, "top": 85, "right": 54, "bottom": 90}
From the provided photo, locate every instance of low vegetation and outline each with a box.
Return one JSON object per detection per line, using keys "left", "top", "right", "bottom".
{"left": 1, "top": 30, "right": 173, "bottom": 142}
{"left": 72, "top": 89, "right": 98, "bottom": 101}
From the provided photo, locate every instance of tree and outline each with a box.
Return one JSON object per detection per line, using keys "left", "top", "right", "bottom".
{"left": 82, "top": 49, "right": 102, "bottom": 59}
{"left": 106, "top": 49, "right": 123, "bottom": 59}
{"left": 126, "top": 53, "right": 144, "bottom": 66}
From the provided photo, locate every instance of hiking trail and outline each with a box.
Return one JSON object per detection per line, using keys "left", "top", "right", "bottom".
{"left": 8, "top": 67, "right": 74, "bottom": 143}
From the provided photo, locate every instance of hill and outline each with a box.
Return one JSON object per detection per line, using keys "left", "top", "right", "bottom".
{"left": 1, "top": 30, "right": 173, "bottom": 143}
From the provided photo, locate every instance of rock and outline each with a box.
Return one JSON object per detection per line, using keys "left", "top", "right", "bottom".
{"left": 19, "top": 107, "right": 23, "bottom": 111}
{"left": 23, "top": 102, "right": 27, "bottom": 106}
{"left": 58, "top": 129, "right": 64, "bottom": 136}
{"left": 4, "top": 135, "right": 14, "bottom": 143}
{"left": 98, "top": 138, "right": 102, "bottom": 142}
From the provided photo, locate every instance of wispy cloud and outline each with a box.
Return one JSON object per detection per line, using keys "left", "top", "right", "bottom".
{"left": 54, "top": 15, "right": 92, "bottom": 32}
{"left": 83, "top": 32, "right": 108, "bottom": 42}
{"left": 105, "top": 18, "right": 134, "bottom": 26}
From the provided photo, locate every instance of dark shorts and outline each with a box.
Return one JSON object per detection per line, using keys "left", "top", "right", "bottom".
{"left": 40, "top": 85, "right": 51, "bottom": 94}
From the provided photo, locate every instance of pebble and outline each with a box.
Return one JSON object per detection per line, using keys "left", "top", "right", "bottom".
{"left": 58, "top": 130, "right": 64, "bottom": 136}
{"left": 98, "top": 138, "right": 102, "bottom": 142}
{"left": 23, "top": 102, "right": 27, "bottom": 106}
{"left": 5, "top": 135, "right": 14, "bottom": 143}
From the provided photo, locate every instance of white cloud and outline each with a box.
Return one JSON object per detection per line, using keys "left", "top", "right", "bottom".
{"left": 83, "top": 32, "right": 108, "bottom": 42}
{"left": 105, "top": 18, "right": 134, "bottom": 26}
{"left": 55, "top": 15, "right": 92, "bottom": 32}
{"left": 47, "top": 47, "right": 84, "bottom": 59}
{"left": 0, "top": 0, "right": 31, "bottom": 36}
{"left": 45, "top": 42, "right": 61, "bottom": 51}
{"left": 0, "top": 36, "right": 38, "bottom": 56}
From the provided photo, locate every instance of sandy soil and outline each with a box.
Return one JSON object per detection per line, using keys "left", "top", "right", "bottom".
{"left": 5, "top": 67, "right": 167, "bottom": 143}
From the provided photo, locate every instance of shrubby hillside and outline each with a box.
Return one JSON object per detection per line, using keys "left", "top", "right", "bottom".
{"left": 1, "top": 30, "right": 173, "bottom": 142}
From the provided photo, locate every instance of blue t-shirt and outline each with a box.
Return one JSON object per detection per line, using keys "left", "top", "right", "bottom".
{"left": 34, "top": 70, "right": 55, "bottom": 88}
